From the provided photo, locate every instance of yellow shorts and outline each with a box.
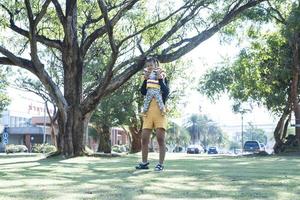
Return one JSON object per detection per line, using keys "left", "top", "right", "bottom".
{"left": 142, "top": 99, "right": 167, "bottom": 130}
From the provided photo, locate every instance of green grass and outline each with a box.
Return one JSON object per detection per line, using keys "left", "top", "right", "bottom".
{"left": 0, "top": 153, "right": 300, "bottom": 200}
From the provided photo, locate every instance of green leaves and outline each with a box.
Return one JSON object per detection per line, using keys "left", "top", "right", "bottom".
{"left": 0, "top": 68, "right": 10, "bottom": 115}
{"left": 199, "top": 27, "right": 292, "bottom": 115}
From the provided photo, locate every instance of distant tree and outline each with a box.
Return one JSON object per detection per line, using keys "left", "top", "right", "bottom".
{"left": 166, "top": 122, "right": 190, "bottom": 148}
{"left": 184, "top": 114, "right": 226, "bottom": 147}
{"left": 90, "top": 78, "right": 138, "bottom": 153}
{"left": 0, "top": 68, "right": 10, "bottom": 116}
{"left": 244, "top": 123, "right": 268, "bottom": 144}
{"left": 229, "top": 141, "right": 240, "bottom": 151}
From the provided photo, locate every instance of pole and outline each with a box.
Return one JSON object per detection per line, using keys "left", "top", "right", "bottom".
{"left": 241, "top": 113, "right": 244, "bottom": 153}
{"left": 43, "top": 102, "right": 46, "bottom": 154}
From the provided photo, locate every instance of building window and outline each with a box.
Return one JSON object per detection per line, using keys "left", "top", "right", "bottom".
{"left": 10, "top": 116, "right": 16, "bottom": 127}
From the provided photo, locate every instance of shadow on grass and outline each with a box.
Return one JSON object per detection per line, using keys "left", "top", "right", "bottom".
{"left": 1, "top": 154, "right": 300, "bottom": 199}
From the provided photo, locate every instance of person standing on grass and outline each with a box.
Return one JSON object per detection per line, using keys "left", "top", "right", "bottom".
{"left": 135, "top": 57, "right": 170, "bottom": 171}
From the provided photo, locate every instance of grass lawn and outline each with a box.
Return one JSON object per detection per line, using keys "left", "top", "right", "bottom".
{"left": 0, "top": 153, "right": 300, "bottom": 200}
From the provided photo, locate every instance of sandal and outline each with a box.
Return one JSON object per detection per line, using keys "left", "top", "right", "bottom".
{"left": 135, "top": 162, "right": 149, "bottom": 169}
{"left": 154, "top": 163, "right": 164, "bottom": 171}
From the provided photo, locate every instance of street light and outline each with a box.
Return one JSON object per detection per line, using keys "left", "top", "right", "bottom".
{"left": 239, "top": 108, "right": 251, "bottom": 153}
{"left": 233, "top": 103, "right": 251, "bottom": 153}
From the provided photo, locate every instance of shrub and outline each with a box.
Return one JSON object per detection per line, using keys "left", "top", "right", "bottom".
{"left": 32, "top": 144, "right": 56, "bottom": 153}
{"left": 112, "top": 145, "right": 129, "bottom": 153}
{"left": 5, "top": 144, "right": 28, "bottom": 153}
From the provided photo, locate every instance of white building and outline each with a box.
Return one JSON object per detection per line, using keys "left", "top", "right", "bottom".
{"left": 0, "top": 86, "right": 53, "bottom": 151}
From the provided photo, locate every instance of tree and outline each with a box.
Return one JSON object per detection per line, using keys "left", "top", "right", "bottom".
{"left": 0, "top": 0, "right": 266, "bottom": 156}
{"left": 184, "top": 114, "right": 226, "bottom": 147}
{"left": 0, "top": 68, "right": 10, "bottom": 115}
{"left": 198, "top": 1, "right": 300, "bottom": 153}
{"left": 244, "top": 123, "right": 267, "bottom": 144}
{"left": 185, "top": 114, "right": 200, "bottom": 144}
{"left": 166, "top": 122, "right": 190, "bottom": 149}
{"left": 90, "top": 77, "right": 139, "bottom": 153}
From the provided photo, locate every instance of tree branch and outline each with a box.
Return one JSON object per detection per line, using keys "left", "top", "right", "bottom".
{"left": 80, "top": 1, "right": 128, "bottom": 46}
{"left": 25, "top": 0, "right": 39, "bottom": 63}
{"left": 158, "top": 0, "right": 267, "bottom": 63}
{"left": 97, "top": 0, "right": 118, "bottom": 54}
{"left": 94, "top": 0, "right": 119, "bottom": 95}
{"left": 0, "top": 46, "right": 37, "bottom": 74}
{"left": 51, "top": 0, "right": 66, "bottom": 26}
{"left": 266, "top": 0, "right": 286, "bottom": 24}
{"left": 118, "top": 0, "right": 191, "bottom": 47}
{"left": 81, "top": 0, "right": 138, "bottom": 56}
{"left": 81, "top": 56, "right": 145, "bottom": 115}
{"left": 146, "top": 1, "right": 201, "bottom": 54}
{"left": 0, "top": 3, "right": 62, "bottom": 50}
{"left": 35, "top": 0, "right": 52, "bottom": 25}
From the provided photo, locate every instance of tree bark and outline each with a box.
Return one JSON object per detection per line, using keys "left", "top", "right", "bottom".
{"left": 129, "top": 126, "right": 142, "bottom": 153}
{"left": 97, "top": 125, "right": 111, "bottom": 153}
{"left": 128, "top": 116, "right": 143, "bottom": 153}
{"left": 290, "top": 32, "right": 300, "bottom": 140}
{"left": 273, "top": 107, "right": 290, "bottom": 153}
{"left": 50, "top": 124, "right": 57, "bottom": 148}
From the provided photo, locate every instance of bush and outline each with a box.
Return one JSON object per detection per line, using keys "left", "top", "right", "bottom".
{"left": 32, "top": 144, "right": 57, "bottom": 153}
{"left": 112, "top": 145, "right": 129, "bottom": 153}
{"left": 5, "top": 144, "right": 28, "bottom": 154}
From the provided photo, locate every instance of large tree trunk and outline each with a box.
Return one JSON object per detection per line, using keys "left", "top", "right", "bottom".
{"left": 97, "top": 125, "right": 111, "bottom": 153}
{"left": 59, "top": 3, "right": 86, "bottom": 156}
{"left": 273, "top": 108, "right": 290, "bottom": 153}
{"left": 290, "top": 32, "right": 300, "bottom": 140}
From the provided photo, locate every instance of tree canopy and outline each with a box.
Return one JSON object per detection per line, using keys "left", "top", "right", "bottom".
{"left": 0, "top": 0, "right": 266, "bottom": 156}
{"left": 198, "top": 1, "right": 300, "bottom": 153}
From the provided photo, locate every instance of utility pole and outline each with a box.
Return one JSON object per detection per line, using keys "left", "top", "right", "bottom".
{"left": 43, "top": 102, "right": 46, "bottom": 154}
{"left": 241, "top": 113, "right": 244, "bottom": 153}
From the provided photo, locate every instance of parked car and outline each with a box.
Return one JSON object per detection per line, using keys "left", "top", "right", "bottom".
{"left": 187, "top": 145, "right": 203, "bottom": 154}
{"left": 173, "top": 146, "right": 184, "bottom": 153}
{"left": 207, "top": 146, "right": 218, "bottom": 154}
{"left": 243, "top": 140, "right": 264, "bottom": 153}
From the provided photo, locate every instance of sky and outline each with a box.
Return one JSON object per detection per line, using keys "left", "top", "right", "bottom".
{"left": 173, "top": 33, "right": 279, "bottom": 136}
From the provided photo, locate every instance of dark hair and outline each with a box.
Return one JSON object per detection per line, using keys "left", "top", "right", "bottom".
{"left": 145, "top": 57, "right": 159, "bottom": 67}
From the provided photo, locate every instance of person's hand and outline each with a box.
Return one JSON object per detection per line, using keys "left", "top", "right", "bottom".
{"left": 144, "top": 70, "right": 151, "bottom": 80}
{"left": 157, "top": 68, "right": 165, "bottom": 79}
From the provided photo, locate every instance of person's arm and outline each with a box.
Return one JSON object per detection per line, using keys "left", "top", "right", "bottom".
{"left": 140, "top": 79, "right": 147, "bottom": 95}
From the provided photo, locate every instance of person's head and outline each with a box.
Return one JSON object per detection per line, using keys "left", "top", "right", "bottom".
{"left": 145, "top": 57, "right": 159, "bottom": 71}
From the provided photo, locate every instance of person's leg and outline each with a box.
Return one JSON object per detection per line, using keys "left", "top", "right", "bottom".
{"left": 153, "top": 90, "right": 165, "bottom": 112}
{"left": 141, "top": 129, "right": 152, "bottom": 163}
{"left": 142, "top": 93, "right": 152, "bottom": 113}
{"left": 142, "top": 89, "right": 155, "bottom": 113}
{"left": 156, "top": 128, "right": 166, "bottom": 165}
{"left": 136, "top": 128, "right": 152, "bottom": 169}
